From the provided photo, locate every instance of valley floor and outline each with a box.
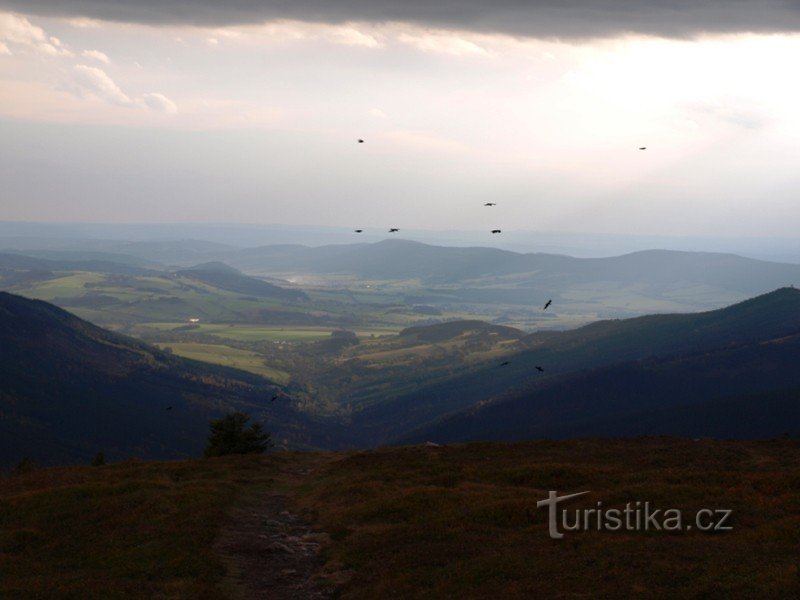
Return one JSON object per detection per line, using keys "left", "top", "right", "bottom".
{"left": 2, "top": 439, "right": 799, "bottom": 599}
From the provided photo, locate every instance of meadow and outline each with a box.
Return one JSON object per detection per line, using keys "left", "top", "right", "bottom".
{"left": 155, "top": 342, "right": 292, "bottom": 383}
{"left": 2, "top": 439, "right": 798, "bottom": 599}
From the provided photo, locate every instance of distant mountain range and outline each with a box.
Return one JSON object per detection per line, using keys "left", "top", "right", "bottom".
{"left": 222, "top": 239, "right": 800, "bottom": 292}
{"left": 0, "top": 292, "right": 332, "bottom": 470}
{"left": 5, "top": 239, "right": 800, "bottom": 315}
{"left": 3, "top": 221, "right": 800, "bottom": 262}
{"left": 0, "top": 252, "right": 158, "bottom": 276}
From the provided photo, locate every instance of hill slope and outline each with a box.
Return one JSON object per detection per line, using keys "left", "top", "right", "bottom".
{"left": 404, "top": 333, "right": 800, "bottom": 444}
{"left": 351, "top": 288, "right": 800, "bottom": 444}
{"left": 0, "top": 293, "right": 326, "bottom": 469}
{"left": 174, "top": 265, "right": 308, "bottom": 302}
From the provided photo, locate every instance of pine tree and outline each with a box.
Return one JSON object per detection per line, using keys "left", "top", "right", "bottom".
{"left": 13, "top": 457, "right": 35, "bottom": 475}
{"left": 204, "top": 412, "right": 272, "bottom": 457}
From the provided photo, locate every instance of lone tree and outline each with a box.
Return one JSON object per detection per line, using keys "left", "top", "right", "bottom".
{"left": 204, "top": 411, "right": 272, "bottom": 457}
{"left": 13, "top": 457, "right": 35, "bottom": 475}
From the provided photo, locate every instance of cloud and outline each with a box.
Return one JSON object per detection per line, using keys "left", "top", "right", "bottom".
{"left": 0, "top": 11, "right": 72, "bottom": 55}
{"left": 139, "top": 91, "right": 178, "bottom": 113}
{"left": 683, "top": 99, "right": 771, "bottom": 130}
{"left": 72, "top": 64, "right": 131, "bottom": 105}
{"left": 0, "top": 40, "right": 9, "bottom": 54}
{"left": 396, "top": 31, "right": 488, "bottom": 56}
{"left": 384, "top": 130, "right": 473, "bottom": 155}
{"left": 66, "top": 16, "right": 102, "bottom": 28}
{"left": 81, "top": 48, "right": 110, "bottom": 63}
{"left": 234, "top": 20, "right": 382, "bottom": 47}
{"left": 3, "top": 1, "right": 800, "bottom": 38}
{"left": 71, "top": 64, "right": 177, "bottom": 113}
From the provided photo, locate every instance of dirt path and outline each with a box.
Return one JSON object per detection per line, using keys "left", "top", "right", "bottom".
{"left": 214, "top": 458, "right": 340, "bottom": 600}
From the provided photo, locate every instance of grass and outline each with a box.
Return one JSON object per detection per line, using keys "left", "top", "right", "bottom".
{"left": 143, "top": 323, "right": 400, "bottom": 342}
{"left": 157, "top": 342, "right": 291, "bottom": 383}
{"left": 292, "top": 439, "right": 800, "bottom": 599}
{"left": 0, "top": 455, "right": 280, "bottom": 599}
{"left": 21, "top": 273, "right": 106, "bottom": 301}
{"left": 2, "top": 439, "right": 799, "bottom": 599}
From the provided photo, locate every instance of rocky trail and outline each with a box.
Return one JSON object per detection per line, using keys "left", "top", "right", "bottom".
{"left": 215, "top": 459, "right": 343, "bottom": 599}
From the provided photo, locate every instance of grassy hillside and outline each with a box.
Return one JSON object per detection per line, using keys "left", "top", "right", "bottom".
{"left": 274, "top": 319, "right": 525, "bottom": 416}
{"left": 405, "top": 333, "right": 800, "bottom": 444}
{"left": 0, "top": 292, "right": 326, "bottom": 469}
{"left": 2, "top": 440, "right": 799, "bottom": 599}
{"left": 352, "top": 288, "right": 800, "bottom": 445}
{"left": 295, "top": 439, "right": 800, "bottom": 599}
{"left": 174, "top": 266, "right": 309, "bottom": 302}
{"left": 0, "top": 455, "right": 278, "bottom": 599}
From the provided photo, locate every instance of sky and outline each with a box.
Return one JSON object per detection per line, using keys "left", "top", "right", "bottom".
{"left": 1, "top": 1, "right": 800, "bottom": 238}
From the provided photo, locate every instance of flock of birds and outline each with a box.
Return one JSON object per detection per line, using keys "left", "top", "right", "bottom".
{"left": 353, "top": 138, "right": 510, "bottom": 234}
{"left": 355, "top": 137, "right": 568, "bottom": 371}
{"left": 352, "top": 139, "right": 646, "bottom": 235}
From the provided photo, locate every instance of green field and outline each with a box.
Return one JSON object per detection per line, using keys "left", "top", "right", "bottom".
{"left": 144, "top": 322, "right": 400, "bottom": 342}
{"left": 20, "top": 272, "right": 106, "bottom": 301}
{"left": 16, "top": 272, "right": 310, "bottom": 325}
{"left": 156, "top": 342, "right": 291, "bottom": 383}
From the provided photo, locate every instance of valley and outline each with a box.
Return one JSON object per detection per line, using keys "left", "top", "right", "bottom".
{"left": 2, "top": 237, "right": 800, "bottom": 469}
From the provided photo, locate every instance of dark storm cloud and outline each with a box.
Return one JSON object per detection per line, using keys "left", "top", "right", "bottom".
{"left": 3, "top": 0, "right": 800, "bottom": 38}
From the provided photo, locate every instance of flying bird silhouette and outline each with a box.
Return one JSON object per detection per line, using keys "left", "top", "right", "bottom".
{"left": 166, "top": 406, "right": 173, "bottom": 411}
{"left": 354, "top": 229, "right": 363, "bottom": 233}
{"left": 271, "top": 395, "right": 279, "bottom": 402}
{"left": 389, "top": 228, "right": 399, "bottom": 232}
{"left": 535, "top": 366, "right": 545, "bottom": 372}
{"left": 491, "top": 229, "right": 501, "bottom": 234}
{"left": 358, "top": 139, "right": 364, "bottom": 143}
{"left": 543, "top": 299, "right": 552, "bottom": 310}
{"left": 639, "top": 147, "right": 647, "bottom": 150}
{"left": 484, "top": 202, "right": 497, "bottom": 206}
{"left": 499, "top": 361, "right": 511, "bottom": 367}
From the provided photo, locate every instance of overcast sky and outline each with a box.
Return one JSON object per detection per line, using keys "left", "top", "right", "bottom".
{"left": 1, "top": 1, "right": 800, "bottom": 237}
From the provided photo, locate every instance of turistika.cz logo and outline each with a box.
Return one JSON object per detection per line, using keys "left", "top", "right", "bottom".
{"left": 536, "top": 491, "right": 733, "bottom": 539}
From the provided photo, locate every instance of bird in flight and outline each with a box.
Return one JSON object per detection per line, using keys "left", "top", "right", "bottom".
{"left": 354, "top": 229, "right": 363, "bottom": 233}
{"left": 543, "top": 299, "right": 552, "bottom": 310}
{"left": 166, "top": 406, "right": 173, "bottom": 411}
{"left": 271, "top": 395, "right": 279, "bottom": 402}
{"left": 484, "top": 202, "right": 497, "bottom": 206}
{"left": 358, "top": 139, "right": 364, "bottom": 143}
{"left": 491, "top": 229, "right": 501, "bottom": 234}
{"left": 535, "top": 366, "right": 545, "bottom": 372}
{"left": 389, "top": 228, "right": 399, "bottom": 232}
{"left": 639, "top": 146, "right": 647, "bottom": 150}
{"left": 499, "top": 361, "right": 511, "bottom": 367}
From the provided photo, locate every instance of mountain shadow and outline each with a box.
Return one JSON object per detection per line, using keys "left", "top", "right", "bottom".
{"left": 0, "top": 292, "right": 329, "bottom": 470}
